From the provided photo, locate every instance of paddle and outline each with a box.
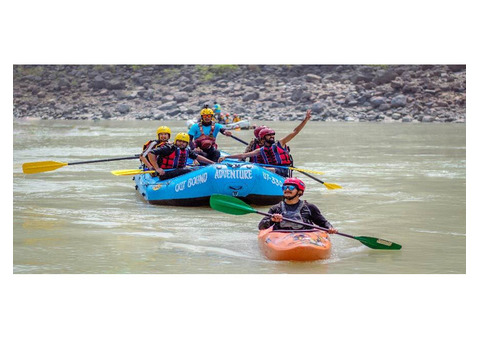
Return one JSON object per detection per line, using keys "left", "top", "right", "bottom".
{"left": 111, "top": 165, "right": 204, "bottom": 176}
{"left": 209, "top": 194, "right": 402, "bottom": 250}
{"left": 295, "top": 169, "right": 343, "bottom": 190}
{"left": 229, "top": 134, "right": 248, "bottom": 145}
{"left": 22, "top": 155, "right": 140, "bottom": 174}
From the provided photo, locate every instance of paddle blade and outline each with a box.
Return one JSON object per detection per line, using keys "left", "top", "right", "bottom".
{"left": 111, "top": 169, "right": 155, "bottom": 176}
{"left": 209, "top": 194, "right": 257, "bottom": 216}
{"left": 355, "top": 236, "right": 402, "bottom": 250}
{"left": 323, "top": 182, "right": 343, "bottom": 190}
{"left": 22, "top": 161, "right": 68, "bottom": 174}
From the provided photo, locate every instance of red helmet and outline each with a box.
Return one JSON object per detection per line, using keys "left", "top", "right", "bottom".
{"left": 283, "top": 177, "right": 306, "bottom": 191}
{"left": 254, "top": 125, "right": 267, "bottom": 139}
{"left": 259, "top": 128, "right": 275, "bottom": 140}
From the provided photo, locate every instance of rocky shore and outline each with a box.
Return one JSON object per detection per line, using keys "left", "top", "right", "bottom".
{"left": 13, "top": 64, "right": 466, "bottom": 123}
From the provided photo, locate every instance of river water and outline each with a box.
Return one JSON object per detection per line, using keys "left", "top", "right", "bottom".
{"left": 12, "top": 119, "right": 466, "bottom": 274}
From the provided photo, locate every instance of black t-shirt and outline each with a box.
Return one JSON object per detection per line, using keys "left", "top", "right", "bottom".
{"left": 258, "top": 200, "right": 333, "bottom": 230}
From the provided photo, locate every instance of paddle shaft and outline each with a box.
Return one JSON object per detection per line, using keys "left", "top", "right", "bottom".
{"left": 295, "top": 169, "right": 326, "bottom": 185}
{"left": 67, "top": 155, "right": 140, "bottom": 165}
{"left": 229, "top": 134, "right": 248, "bottom": 145}
{"left": 254, "top": 210, "right": 356, "bottom": 238}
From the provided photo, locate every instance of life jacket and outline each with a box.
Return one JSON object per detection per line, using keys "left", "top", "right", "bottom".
{"left": 259, "top": 141, "right": 292, "bottom": 166}
{"left": 142, "top": 140, "right": 168, "bottom": 154}
{"left": 278, "top": 200, "right": 313, "bottom": 230}
{"left": 194, "top": 122, "right": 217, "bottom": 150}
{"left": 249, "top": 139, "right": 267, "bottom": 164}
{"left": 159, "top": 147, "right": 189, "bottom": 169}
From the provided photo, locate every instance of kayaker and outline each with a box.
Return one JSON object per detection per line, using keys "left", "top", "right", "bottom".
{"left": 219, "top": 109, "right": 312, "bottom": 176}
{"left": 188, "top": 106, "right": 232, "bottom": 162}
{"left": 232, "top": 114, "right": 240, "bottom": 123}
{"left": 140, "top": 125, "right": 171, "bottom": 169}
{"left": 258, "top": 177, "right": 337, "bottom": 233}
{"left": 147, "top": 132, "right": 215, "bottom": 180}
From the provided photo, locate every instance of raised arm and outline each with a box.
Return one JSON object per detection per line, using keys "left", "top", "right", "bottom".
{"left": 278, "top": 109, "right": 311, "bottom": 147}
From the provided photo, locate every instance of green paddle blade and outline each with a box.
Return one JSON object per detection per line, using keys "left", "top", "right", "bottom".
{"left": 209, "top": 194, "right": 257, "bottom": 215}
{"left": 355, "top": 236, "right": 402, "bottom": 250}
{"left": 22, "top": 161, "right": 68, "bottom": 174}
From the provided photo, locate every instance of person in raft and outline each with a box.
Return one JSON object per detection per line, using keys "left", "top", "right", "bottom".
{"left": 258, "top": 177, "right": 338, "bottom": 233}
{"left": 147, "top": 132, "right": 215, "bottom": 180}
{"left": 219, "top": 109, "right": 312, "bottom": 177}
{"left": 140, "top": 125, "right": 171, "bottom": 169}
{"left": 243, "top": 125, "right": 267, "bottom": 162}
{"left": 188, "top": 105, "right": 232, "bottom": 163}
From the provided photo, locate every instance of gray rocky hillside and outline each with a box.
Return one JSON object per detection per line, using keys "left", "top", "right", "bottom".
{"left": 13, "top": 64, "right": 466, "bottom": 123}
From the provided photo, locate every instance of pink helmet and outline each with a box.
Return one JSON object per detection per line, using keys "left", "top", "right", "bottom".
{"left": 258, "top": 128, "right": 275, "bottom": 140}
{"left": 283, "top": 177, "right": 306, "bottom": 191}
{"left": 254, "top": 125, "right": 267, "bottom": 139}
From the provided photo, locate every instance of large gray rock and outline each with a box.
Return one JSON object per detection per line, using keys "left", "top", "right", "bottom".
{"left": 91, "top": 76, "right": 106, "bottom": 89}
{"left": 116, "top": 104, "right": 130, "bottom": 114}
{"left": 242, "top": 92, "right": 260, "bottom": 102}
{"left": 174, "top": 92, "right": 189, "bottom": 103}
{"left": 391, "top": 95, "right": 407, "bottom": 107}
{"left": 370, "top": 96, "right": 387, "bottom": 107}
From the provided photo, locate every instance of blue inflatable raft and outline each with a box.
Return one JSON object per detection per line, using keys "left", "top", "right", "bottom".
{"left": 133, "top": 162, "right": 285, "bottom": 206}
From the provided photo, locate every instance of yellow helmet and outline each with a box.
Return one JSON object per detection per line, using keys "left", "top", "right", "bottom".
{"left": 200, "top": 108, "right": 214, "bottom": 116}
{"left": 156, "top": 126, "right": 171, "bottom": 136}
{"left": 174, "top": 132, "right": 190, "bottom": 143}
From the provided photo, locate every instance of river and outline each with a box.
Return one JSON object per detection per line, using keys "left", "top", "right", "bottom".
{"left": 12, "top": 119, "right": 466, "bottom": 274}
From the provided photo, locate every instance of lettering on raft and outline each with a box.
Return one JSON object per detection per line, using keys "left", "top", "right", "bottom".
{"left": 214, "top": 169, "right": 253, "bottom": 180}
{"left": 174, "top": 173, "right": 208, "bottom": 192}
{"left": 262, "top": 172, "right": 283, "bottom": 187}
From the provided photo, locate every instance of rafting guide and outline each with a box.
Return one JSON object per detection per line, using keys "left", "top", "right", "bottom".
{"left": 188, "top": 105, "right": 232, "bottom": 162}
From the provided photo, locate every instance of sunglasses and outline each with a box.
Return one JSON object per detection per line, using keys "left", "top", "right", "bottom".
{"left": 282, "top": 184, "right": 297, "bottom": 191}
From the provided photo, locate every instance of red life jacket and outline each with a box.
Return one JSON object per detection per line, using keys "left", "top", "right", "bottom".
{"left": 195, "top": 122, "right": 217, "bottom": 150}
{"left": 259, "top": 141, "right": 292, "bottom": 166}
{"left": 159, "top": 147, "right": 189, "bottom": 169}
{"left": 250, "top": 140, "right": 267, "bottom": 164}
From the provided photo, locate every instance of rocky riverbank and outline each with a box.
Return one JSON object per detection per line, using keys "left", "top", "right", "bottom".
{"left": 13, "top": 64, "right": 466, "bottom": 123}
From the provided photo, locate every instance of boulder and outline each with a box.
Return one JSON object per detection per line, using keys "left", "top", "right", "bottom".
{"left": 391, "top": 95, "right": 407, "bottom": 107}
{"left": 306, "top": 74, "right": 322, "bottom": 82}
{"left": 116, "top": 104, "right": 130, "bottom": 114}
{"left": 370, "top": 96, "right": 387, "bottom": 107}
{"left": 242, "top": 92, "right": 260, "bottom": 102}
{"left": 91, "top": 76, "right": 106, "bottom": 89}
{"left": 174, "top": 92, "right": 189, "bottom": 103}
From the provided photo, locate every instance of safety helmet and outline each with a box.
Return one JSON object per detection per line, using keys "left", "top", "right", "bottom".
{"left": 259, "top": 128, "right": 275, "bottom": 140}
{"left": 283, "top": 177, "right": 306, "bottom": 191}
{"left": 156, "top": 126, "right": 171, "bottom": 136}
{"left": 254, "top": 125, "right": 267, "bottom": 139}
{"left": 200, "top": 108, "right": 214, "bottom": 116}
{"left": 174, "top": 132, "right": 190, "bottom": 143}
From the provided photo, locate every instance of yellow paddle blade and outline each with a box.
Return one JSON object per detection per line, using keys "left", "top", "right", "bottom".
{"left": 111, "top": 169, "right": 155, "bottom": 176}
{"left": 324, "top": 182, "right": 343, "bottom": 190}
{"left": 22, "top": 161, "right": 68, "bottom": 174}
{"left": 289, "top": 167, "right": 324, "bottom": 175}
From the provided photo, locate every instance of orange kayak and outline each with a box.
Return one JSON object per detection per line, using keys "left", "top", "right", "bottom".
{"left": 258, "top": 227, "right": 332, "bottom": 261}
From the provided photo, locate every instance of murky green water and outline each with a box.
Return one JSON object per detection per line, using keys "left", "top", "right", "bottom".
{"left": 12, "top": 119, "right": 466, "bottom": 273}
